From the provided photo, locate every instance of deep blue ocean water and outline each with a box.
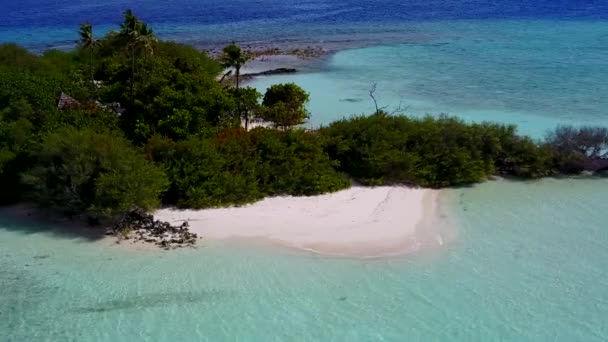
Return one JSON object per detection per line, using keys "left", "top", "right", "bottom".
{"left": 2, "top": 1, "right": 608, "bottom": 341}
{"left": 2, "top": 0, "right": 608, "bottom": 50}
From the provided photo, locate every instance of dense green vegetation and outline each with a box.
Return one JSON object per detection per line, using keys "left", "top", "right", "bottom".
{"left": 22, "top": 128, "right": 168, "bottom": 219}
{"left": 146, "top": 129, "right": 348, "bottom": 208}
{"left": 320, "top": 114, "right": 555, "bottom": 187}
{"left": 0, "top": 10, "right": 347, "bottom": 220}
{"left": 0, "top": 9, "right": 606, "bottom": 223}
{"left": 260, "top": 83, "right": 310, "bottom": 129}
{"left": 320, "top": 113, "right": 607, "bottom": 187}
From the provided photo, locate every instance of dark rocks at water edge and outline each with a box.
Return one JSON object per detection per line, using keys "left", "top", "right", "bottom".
{"left": 238, "top": 68, "right": 297, "bottom": 83}
{"left": 242, "top": 68, "right": 297, "bottom": 77}
{"left": 107, "top": 208, "right": 198, "bottom": 249}
{"left": 207, "top": 46, "right": 326, "bottom": 59}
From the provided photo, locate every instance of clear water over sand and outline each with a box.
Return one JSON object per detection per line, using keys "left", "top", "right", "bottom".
{"left": 2, "top": 0, "right": 608, "bottom": 340}
{"left": 2, "top": 178, "right": 608, "bottom": 341}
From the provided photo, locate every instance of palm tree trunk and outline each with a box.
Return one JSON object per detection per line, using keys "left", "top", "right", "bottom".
{"left": 130, "top": 46, "right": 135, "bottom": 105}
{"left": 89, "top": 50, "right": 94, "bottom": 84}
{"left": 236, "top": 67, "right": 240, "bottom": 89}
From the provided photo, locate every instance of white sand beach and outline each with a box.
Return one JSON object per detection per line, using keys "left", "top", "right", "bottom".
{"left": 155, "top": 186, "right": 447, "bottom": 257}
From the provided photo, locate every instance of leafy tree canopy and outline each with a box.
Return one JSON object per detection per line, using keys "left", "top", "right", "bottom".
{"left": 0, "top": 10, "right": 606, "bottom": 223}
{"left": 22, "top": 128, "right": 169, "bottom": 219}
{"left": 261, "top": 83, "right": 310, "bottom": 129}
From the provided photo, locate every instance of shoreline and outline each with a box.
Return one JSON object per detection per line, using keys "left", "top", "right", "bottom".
{"left": 217, "top": 48, "right": 333, "bottom": 89}
{"left": 0, "top": 186, "right": 452, "bottom": 258}
{"left": 154, "top": 186, "right": 449, "bottom": 258}
{"left": 224, "top": 48, "right": 334, "bottom": 85}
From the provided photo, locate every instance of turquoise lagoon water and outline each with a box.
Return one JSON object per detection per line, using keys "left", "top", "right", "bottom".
{"left": 3, "top": 0, "right": 608, "bottom": 340}
{"left": 251, "top": 20, "right": 608, "bottom": 137}
{"left": 2, "top": 178, "right": 608, "bottom": 341}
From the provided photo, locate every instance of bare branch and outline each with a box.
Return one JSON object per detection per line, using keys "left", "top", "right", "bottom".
{"left": 546, "top": 125, "right": 608, "bottom": 160}
{"left": 368, "top": 85, "right": 411, "bottom": 116}
{"left": 369, "top": 83, "right": 380, "bottom": 114}
{"left": 390, "top": 99, "right": 411, "bottom": 116}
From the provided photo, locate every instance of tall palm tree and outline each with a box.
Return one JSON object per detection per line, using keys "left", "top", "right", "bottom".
{"left": 78, "top": 22, "right": 100, "bottom": 84}
{"left": 120, "top": 9, "right": 138, "bottom": 32}
{"left": 134, "top": 22, "right": 157, "bottom": 57}
{"left": 220, "top": 42, "right": 251, "bottom": 89}
{"left": 119, "top": 10, "right": 157, "bottom": 104}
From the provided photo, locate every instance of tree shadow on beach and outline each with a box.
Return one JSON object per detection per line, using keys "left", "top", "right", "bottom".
{"left": 0, "top": 205, "right": 107, "bottom": 241}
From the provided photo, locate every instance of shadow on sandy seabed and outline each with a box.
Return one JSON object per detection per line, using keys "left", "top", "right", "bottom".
{"left": 72, "top": 290, "right": 234, "bottom": 314}
{"left": 0, "top": 205, "right": 107, "bottom": 241}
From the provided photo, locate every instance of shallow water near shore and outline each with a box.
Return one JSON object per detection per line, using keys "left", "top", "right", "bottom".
{"left": 2, "top": 178, "right": 608, "bottom": 340}
{"left": 250, "top": 20, "right": 608, "bottom": 137}
{"left": 2, "top": 0, "right": 608, "bottom": 339}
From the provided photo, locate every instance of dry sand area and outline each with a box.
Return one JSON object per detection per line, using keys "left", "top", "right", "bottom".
{"left": 155, "top": 186, "right": 450, "bottom": 257}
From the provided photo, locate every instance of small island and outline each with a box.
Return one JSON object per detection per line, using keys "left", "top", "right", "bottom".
{"left": 0, "top": 10, "right": 606, "bottom": 253}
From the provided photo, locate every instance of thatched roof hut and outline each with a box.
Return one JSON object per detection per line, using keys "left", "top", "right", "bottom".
{"left": 57, "top": 92, "right": 79, "bottom": 109}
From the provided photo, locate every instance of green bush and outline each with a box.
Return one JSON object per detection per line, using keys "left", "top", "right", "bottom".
{"left": 22, "top": 128, "right": 168, "bottom": 219}
{"left": 320, "top": 113, "right": 558, "bottom": 187}
{"left": 0, "top": 44, "right": 59, "bottom": 75}
{"left": 261, "top": 83, "right": 310, "bottom": 129}
{"left": 250, "top": 128, "right": 350, "bottom": 195}
{"left": 174, "top": 132, "right": 260, "bottom": 208}
{"left": 148, "top": 128, "right": 349, "bottom": 209}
